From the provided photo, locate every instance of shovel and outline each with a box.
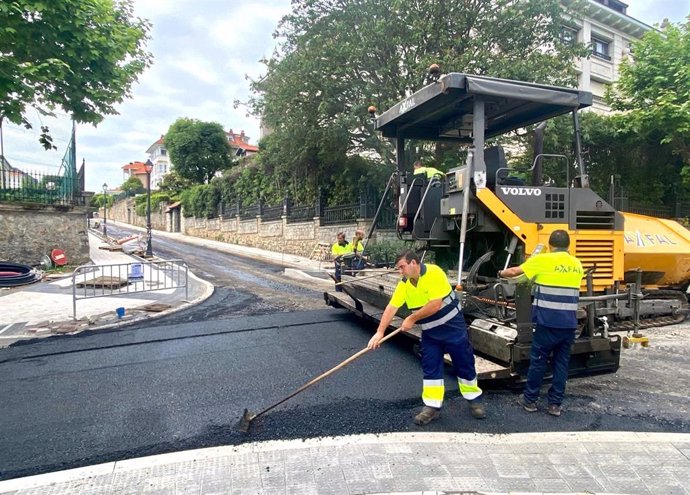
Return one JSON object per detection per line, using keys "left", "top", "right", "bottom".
{"left": 237, "top": 327, "right": 404, "bottom": 433}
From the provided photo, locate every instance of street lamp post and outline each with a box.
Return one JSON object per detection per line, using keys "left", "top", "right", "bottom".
{"left": 102, "top": 183, "right": 108, "bottom": 239}
{"left": 144, "top": 159, "right": 154, "bottom": 257}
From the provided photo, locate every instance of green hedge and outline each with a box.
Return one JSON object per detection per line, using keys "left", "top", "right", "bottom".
{"left": 134, "top": 192, "right": 171, "bottom": 216}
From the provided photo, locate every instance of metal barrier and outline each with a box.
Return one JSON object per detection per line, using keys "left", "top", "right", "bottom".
{"left": 72, "top": 259, "right": 188, "bottom": 319}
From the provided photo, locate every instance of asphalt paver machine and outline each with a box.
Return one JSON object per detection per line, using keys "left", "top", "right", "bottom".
{"left": 325, "top": 72, "right": 690, "bottom": 383}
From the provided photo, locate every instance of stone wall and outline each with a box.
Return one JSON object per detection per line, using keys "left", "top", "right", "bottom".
{"left": 108, "top": 198, "right": 397, "bottom": 259}
{"left": 105, "top": 198, "right": 167, "bottom": 231}
{"left": 182, "top": 214, "right": 384, "bottom": 258}
{"left": 0, "top": 203, "right": 90, "bottom": 265}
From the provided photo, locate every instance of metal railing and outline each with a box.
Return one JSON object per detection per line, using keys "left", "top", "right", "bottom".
{"left": 623, "top": 204, "right": 674, "bottom": 218}
{"left": 262, "top": 205, "right": 283, "bottom": 221}
{"left": 286, "top": 204, "right": 315, "bottom": 223}
{"left": 72, "top": 259, "right": 188, "bottom": 319}
{"left": 0, "top": 169, "right": 83, "bottom": 206}
{"left": 239, "top": 204, "right": 259, "bottom": 220}
{"left": 321, "top": 203, "right": 360, "bottom": 225}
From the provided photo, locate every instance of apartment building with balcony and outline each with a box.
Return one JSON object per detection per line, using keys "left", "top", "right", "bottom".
{"left": 145, "top": 135, "right": 170, "bottom": 190}
{"left": 564, "top": 0, "right": 654, "bottom": 112}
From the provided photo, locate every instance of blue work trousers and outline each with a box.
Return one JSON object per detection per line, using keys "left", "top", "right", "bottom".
{"left": 334, "top": 258, "right": 343, "bottom": 292}
{"left": 421, "top": 315, "right": 478, "bottom": 390}
{"left": 524, "top": 325, "right": 576, "bottom": 406}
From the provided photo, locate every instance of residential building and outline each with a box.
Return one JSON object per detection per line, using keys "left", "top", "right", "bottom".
{"left": 227, "top": 129, "right": 259, "bottom": 157}
{"left": 0, "top": 157, "right": 35, "bottom": 189}
{"left": 145, "top": 135, "right": 170, "bottom": 189}
{"left": 564, "top": 0, "right": 653, "bottom": 112}
{"left": 139, "top": 130, "right": 259, "bottom": 188}
{"left": 122, "top": 161, "right": 150, "bottom": 189}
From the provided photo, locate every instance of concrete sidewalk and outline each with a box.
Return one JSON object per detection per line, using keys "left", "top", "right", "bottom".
{"left": 0, "top": 431, "right": 688, "bottom": 494}
{"left": 0, "top": 232, "right": 213, "bottom": 346}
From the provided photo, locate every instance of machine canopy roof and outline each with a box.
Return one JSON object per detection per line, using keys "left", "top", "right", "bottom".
{"left": 375, "top": 73, "right": 592, "bottom": 142}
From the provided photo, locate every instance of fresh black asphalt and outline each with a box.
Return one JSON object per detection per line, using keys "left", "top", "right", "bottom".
{"left": 2, "top": 224, "right": 687, "bottom": 481}
{"left": 1, "top": 306, "right": 687, "bottom": 481}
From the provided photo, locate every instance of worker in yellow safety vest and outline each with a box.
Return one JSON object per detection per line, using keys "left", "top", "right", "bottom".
{"left": 499, "top": 229, "right": 584, "bottom": 417}
{"left": 413, "top": 160, "right": 444, "bottom": 179}
{"left": 368, "top": 249, "right": 486, "bottom": 425}
{"left": 331, "top": 232, "right": 353, "bottom": 292}
{"left": 352, "top": 229, "right": 365, "bottom": 254}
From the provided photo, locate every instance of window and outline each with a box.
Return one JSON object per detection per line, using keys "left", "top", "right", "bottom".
{"left": 592, "top": 37, "right": 611, "bottom": 60}
{"left": 560, "top": 27, "right": 578, "bottom": 46}
{"left": 161, "top": 148, "right": 167, "bottom": 156}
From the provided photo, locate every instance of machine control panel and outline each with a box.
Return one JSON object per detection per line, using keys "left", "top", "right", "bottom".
{"left": 447, "top": 167, "right": 466, "bottom": 193}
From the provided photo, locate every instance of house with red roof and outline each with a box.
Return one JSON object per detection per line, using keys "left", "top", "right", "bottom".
{"left": 227, "top": 129, "right": 259, "bottom": 157}
{"left": 122, "top": 129, "right": 258, "bottom": 190}
{"left": 122, "top": 161, "right": 150, "bottom": 189}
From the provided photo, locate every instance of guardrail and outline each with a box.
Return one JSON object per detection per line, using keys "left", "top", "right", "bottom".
{"left": 72, "top": 259, "right": 188, "bottom": 319}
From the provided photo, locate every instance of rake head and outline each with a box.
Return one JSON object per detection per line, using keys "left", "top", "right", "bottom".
{"left": 236, "top": 408, "right": 256, "bottom": 434}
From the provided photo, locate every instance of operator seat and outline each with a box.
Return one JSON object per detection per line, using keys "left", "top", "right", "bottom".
{"left": 484, "top": 146, "right": 507, "bottom": 189}
{"left": 485, "top": 146, "right": 524, "bottom": 188}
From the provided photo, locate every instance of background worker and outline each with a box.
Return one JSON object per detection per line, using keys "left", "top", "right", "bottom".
{"left": 351, "top": 229, "right": 367, "bottom": 270}
{"left": 412, "top": 160, "right": 444, "bottom": 179}
{"left": 499, "top": 230, "right": 584, "bottom": 417}
{"left": 368, "top": 250, "right": 486, "bottom": 425}
{"left": 331, "top": 232, "right": 353, "bottom": 292}
{"left": 352, "top": 229, "right": 365, "bottom": 254}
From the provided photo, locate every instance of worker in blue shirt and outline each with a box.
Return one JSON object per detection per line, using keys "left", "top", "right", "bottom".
{"left": 499, "top": 230, "right": 584, "bottom": 417}
{"left": 368, "top": 250, "right": 485, "bottom": 425}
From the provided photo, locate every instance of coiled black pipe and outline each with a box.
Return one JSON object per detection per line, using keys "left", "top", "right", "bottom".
{"left": 0, "top": 262, "right": 42, "bottom": 287}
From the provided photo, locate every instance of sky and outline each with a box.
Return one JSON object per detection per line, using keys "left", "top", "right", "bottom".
{"left": 3, "top": 0, "right": 689, "bottom": 192}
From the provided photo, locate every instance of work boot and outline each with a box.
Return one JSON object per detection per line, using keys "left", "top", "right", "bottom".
{"left": 547, "top": 404, "right": 562, "bottom": 417}
{"left": 517, "top": 394, "right": 537, "bottom": 413}
{"left": 468, "top": 399, "right": 486, "bottom": 419}
{"left": 414, "top": 406, "right": 440, "bottom": 425}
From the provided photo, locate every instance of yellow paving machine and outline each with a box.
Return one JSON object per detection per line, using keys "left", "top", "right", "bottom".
{"left": 325, "top": 72, "right": 690, "bottom": 383}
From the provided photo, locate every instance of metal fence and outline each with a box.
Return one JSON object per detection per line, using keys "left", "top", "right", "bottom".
{"left": 286, "top": 204, "right": 316, "bottom": 223}
{"left": 613, "top": 197, "right": 690, "bottom": 220}
{"left": 374, "top": 205, "right": 398, "bottom": 229}
{"left": 239, "top": 203, "right": 259, "bottom": 220}
{"left": 262, "top": 205, "right": 284, "bottom": 221}
{"left": 0, "top": 169, "right": 83, "bottom": 206}
{"left": 321, "top": 203, "right": 360, "bottom": 225}
{"left": 72, "top": 259, "right": 188, "bottom": 319}
{"left": 191, "top": 198, "right": 397, "bottom": 228}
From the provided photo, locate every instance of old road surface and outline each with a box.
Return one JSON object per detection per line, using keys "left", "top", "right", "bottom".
{"left": 1, "top": 225, "right": 688, "bottom": 481}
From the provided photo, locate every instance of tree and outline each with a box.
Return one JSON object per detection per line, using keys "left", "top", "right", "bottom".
{"left": 0, "top": 0, "right": 151, "bottom": 148}
{"left": 90, "top": 192, "right": 113, "bottom": 208}
{"left": 157, "top": 170, "right": 194, "bottom": 196}
{"left": 246, "top": 0, "right": 588, "bottom": 203}
{"left": 121, "top": 176, "right": 145, "bottom": 196}
{"left": 511, "top": 110, "right": 687, "bottom": 207}
{"left": 608, "top": 19, "right": 690, "bottom": 182}
{"left": 165, "top": 119, "right": 232, "bottom": 184}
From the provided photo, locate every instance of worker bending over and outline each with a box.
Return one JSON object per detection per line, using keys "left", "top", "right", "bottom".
{"left": 368, "top": 250, "right": 486, "bottom": 425}
{"left": 413, "top": 160, "right": 444, "bottom": 179}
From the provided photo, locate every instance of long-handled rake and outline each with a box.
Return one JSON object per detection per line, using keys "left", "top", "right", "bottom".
{"left": 237, "top": 327, "right": 404, "bottom": 433}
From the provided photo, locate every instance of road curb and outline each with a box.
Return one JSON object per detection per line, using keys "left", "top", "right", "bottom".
{"left": 1, "top": 431, "right": 688, "bottom": 493}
